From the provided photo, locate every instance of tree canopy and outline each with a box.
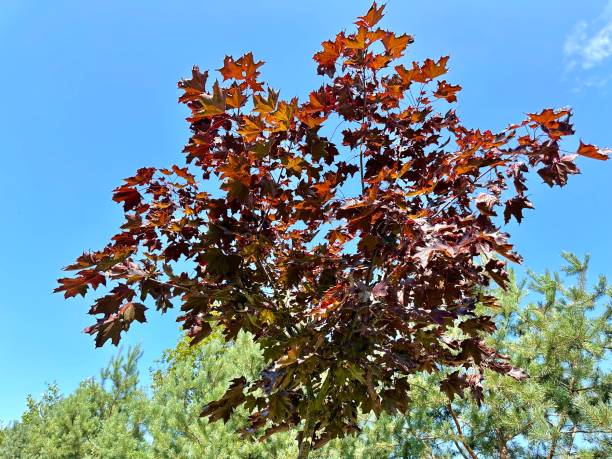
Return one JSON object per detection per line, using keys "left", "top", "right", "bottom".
{"left": 55, "top": 2, "right": 608, "bottom": 455}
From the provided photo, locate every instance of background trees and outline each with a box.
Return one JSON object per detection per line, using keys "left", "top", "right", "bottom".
{"left": 6, "top": 254, "right": 611, "bottom": 458}
{"left": 0, "top": 348, "right": 148, "bottom": 458}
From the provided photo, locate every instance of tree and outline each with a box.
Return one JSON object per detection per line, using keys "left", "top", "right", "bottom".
{"left": 55, "top": 2, "right": 608, "bottom": 456}
{"left": 0, "top": 348, "right": 148, "bottom": 459}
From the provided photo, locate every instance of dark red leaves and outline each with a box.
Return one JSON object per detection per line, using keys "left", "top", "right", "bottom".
{"left": 537, "top": 154, "right": 580, "bottom": 187}
{"left": 503, "top": 196, "right": 534, "bottom": 224}
{"left": 56, "top": 1, "right": 606, "bottom": 451}
{"left": 201, "top": 248, "right": 241, "bottom": 278}
{"left": 85, "top": 318, "right": 123, "bottom": 347}
{"left": 485, "top": 259, "right": 510, "bottom": 289}
{"left": 440, "top": 371, "right": 466, "bottom": 402}
{"left": 200, "top": 377, "right": 247, "bottom": 423}
{"left": 55, "top": 270, "right": 105, "bottom": 298}
{"left": 112, "top": 186, "right": 142, "bottom": 211}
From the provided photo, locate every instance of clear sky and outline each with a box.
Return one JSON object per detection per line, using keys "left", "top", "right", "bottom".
{"left": 1, "top": 0, "right": 611, "bottom": 423}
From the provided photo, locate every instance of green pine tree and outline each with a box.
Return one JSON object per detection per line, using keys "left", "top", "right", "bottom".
{"left": 0, "top": 347, "right": 149, "bottom": 459}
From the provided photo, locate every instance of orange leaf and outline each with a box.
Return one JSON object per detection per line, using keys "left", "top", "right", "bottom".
{"left": 238, "top": 116, "right": 266, "bottom": 142}
{"left": 297, "top": 110, "right": 327, "bottom": 128}
{"left": 219, "top": 55, "right": 243, "bottom": 80}
{"left": 240, "top": 52, "right": 265, "bottom": 81}
{"left": 224, "top": 83, "right": 247, "bottom": 109}
{"left": 528, "top": 108, "right": 570, "bottom": 125}
{"left": 421, "top": 56, "right": 449, "bottom": 81}
{"left": 284, "top": 156, "right": 305, "bottom": 175}
{"left": 172, "top": 165, "right": 196, "bottom": 184}
{"left": 395, "top": 63, "right": 421, "bottom": 85}
{"left": 370, "top": 54, "right": 391, "bottom": 70}
{"left": 313, "top": 37, "right": 344, "bottom": 68}
{"left": 270, "top": 98, "right": 297, "bottom": 132}
{"left": 396, "top": 57, "right": 448, "bottom": 84}
{"left": 577, "top": 141, "right": 609, "bottom": 160}
{"left": 197, "top": 81, "right": 226, "bottom": 117}
{"left": 382, "top": 32, "right": 413, "bottom": 58}
{"left": 345, "top": 27, "right": 368, "bottom": 50}
{"left": 253, "top": 87, "right": 279, "bottom": 114}
{"left": 355, "top": 2, "right": 385, "bottom": 28}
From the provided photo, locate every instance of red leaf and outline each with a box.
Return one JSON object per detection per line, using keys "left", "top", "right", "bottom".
{"left": 178, "top": 66, "right": 208, "bottom": 103}
{"left": 201, "top": 377, "right": 247, "bottom": 423}
{"left": 55, "top": 270, "right": 106, "bottom": 298}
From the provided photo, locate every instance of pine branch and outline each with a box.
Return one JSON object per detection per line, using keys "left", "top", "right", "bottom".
{"left": 447, "top": 403, "right": 479, "bottom": 459}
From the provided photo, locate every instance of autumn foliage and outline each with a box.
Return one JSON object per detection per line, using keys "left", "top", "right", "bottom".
{"left": 56, "top": 2, "right": 608, "bottom": 455}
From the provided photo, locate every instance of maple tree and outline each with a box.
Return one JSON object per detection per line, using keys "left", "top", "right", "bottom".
{"left": 56, "top": 2, "right": 608, "bottom": 457}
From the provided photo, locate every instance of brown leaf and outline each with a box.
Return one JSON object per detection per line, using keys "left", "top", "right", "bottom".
{"left": 119, "top": 302, "right": 147, "bottom": 323}
{"left": 440, "top": 371, "right": 466, "bottom": 402}
{"left": 178, "top": 66, "right": 208, "bottom": 103}
{"left": 55, "top": 270, "right": 106, "bottom": 298}
{"left": 112, "top": 186, "right": 142, "bottom": 211}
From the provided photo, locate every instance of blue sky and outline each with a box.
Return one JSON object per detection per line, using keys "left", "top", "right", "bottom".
{"left": 1, "top": 0, "right": 611, "bottom": 423}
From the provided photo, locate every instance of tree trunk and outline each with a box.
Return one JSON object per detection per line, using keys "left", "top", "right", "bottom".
{"left": 297, "top": 436, "right": 312, "bottom": 459}
{"left": 499, "top": 440, "right": 509, "bottom": 459}
{"left": 296, "top": 373, "right": 331, "bottom": 458}
{"left": 296, "top": 417, "right": 314, "bottom": 459}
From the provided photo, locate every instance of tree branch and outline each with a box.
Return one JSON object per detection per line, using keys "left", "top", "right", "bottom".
{"left": 447, "top": 403, "right": 478, "bottom": 459}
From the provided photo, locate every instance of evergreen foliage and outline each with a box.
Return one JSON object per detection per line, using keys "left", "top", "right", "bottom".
{"left": 0, "top": 348, "right": 148, "bottom": 458}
